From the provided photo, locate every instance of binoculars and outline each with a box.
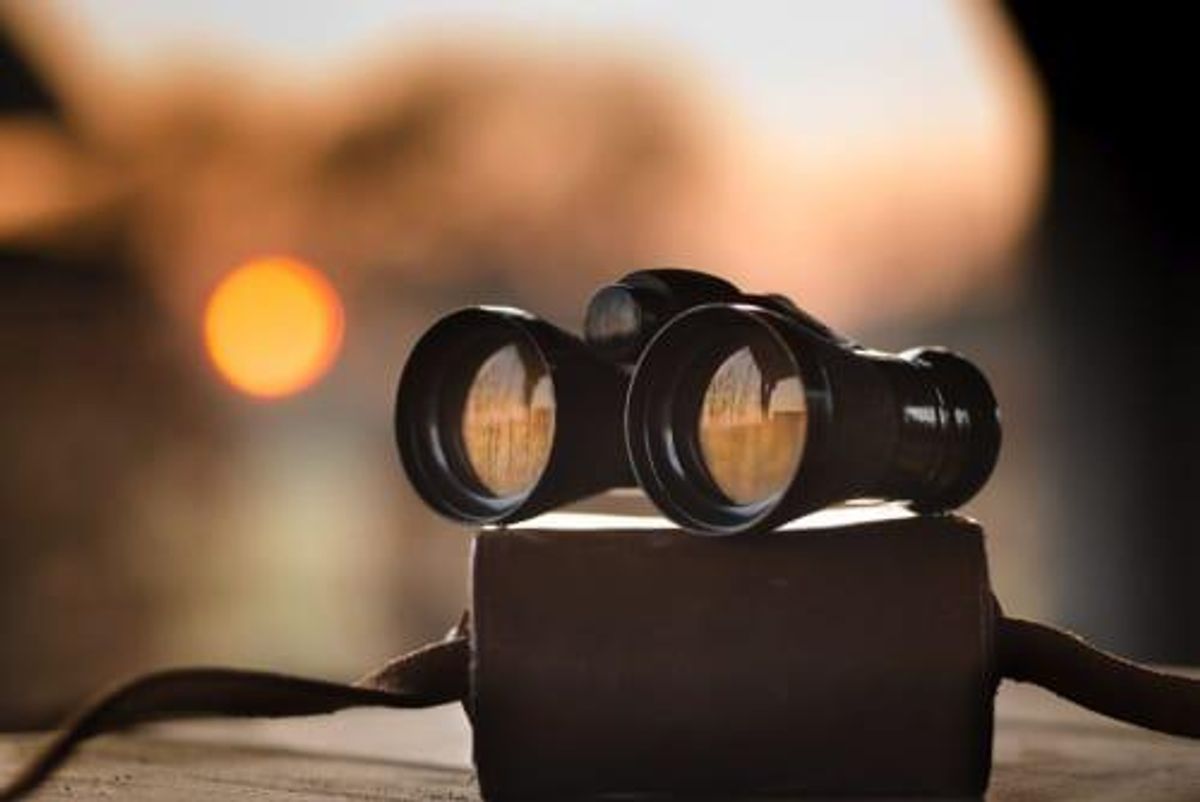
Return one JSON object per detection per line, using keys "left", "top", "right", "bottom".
{"left": 396, "top": 269, "right": 1001, "bottom": 535}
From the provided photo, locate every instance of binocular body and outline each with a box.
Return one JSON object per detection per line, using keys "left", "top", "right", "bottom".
{"left": 396, "top": 269, "right": 1000, "bottom": 534}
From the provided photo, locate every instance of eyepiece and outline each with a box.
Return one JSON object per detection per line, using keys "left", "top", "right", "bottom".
{"left": 584, "top": 269, "right": 741, "bottom": 362}
{"left": 396, "top": 307, "right": 632, "bottom": 524}
{"left": 626, "top": 304, "right": 1000, "bottom": 534}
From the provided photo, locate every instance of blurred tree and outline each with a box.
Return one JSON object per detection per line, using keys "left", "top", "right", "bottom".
{"left": 2, "top": 18, "right": 219, "bottom": 726}
{"left": 1, "top": 22, "right": 59, "bottom": 119}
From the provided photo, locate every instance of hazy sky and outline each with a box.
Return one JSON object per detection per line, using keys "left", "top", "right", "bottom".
{"left": 50, "top": 0, "right": 1002, "bottom": 143}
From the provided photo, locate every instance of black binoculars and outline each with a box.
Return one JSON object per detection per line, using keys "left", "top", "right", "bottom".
{"left": 395, "top": 269, "right": 1001, "bottom": 535}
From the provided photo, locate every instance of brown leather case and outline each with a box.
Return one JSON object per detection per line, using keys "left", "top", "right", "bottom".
{"left": 470, "top": 509, "right": 998, "bottom": 799}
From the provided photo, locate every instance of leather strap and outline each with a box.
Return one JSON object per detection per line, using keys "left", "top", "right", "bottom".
{"left": 6, "top": 614, "right": 1200, "bottom": 800}
{"left": 997, "top": 616, "right": 1200, "bottom": 738}
{"left": 0, "top": 633, "right": 469, "bottom": 801}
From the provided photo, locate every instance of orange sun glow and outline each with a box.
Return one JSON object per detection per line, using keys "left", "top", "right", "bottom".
{"left": 204, "top": 257, "right": 344, "bottom": 399}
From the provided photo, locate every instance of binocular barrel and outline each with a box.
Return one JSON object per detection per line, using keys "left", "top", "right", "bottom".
{"left": 395, "top": 270, "right": 1001, "bottom": 533}
{"left": 395, "top": 307, "right": 632, "bottom": 524}
{"left": 625, "top": 303, "right": 1001, "bottom": 534}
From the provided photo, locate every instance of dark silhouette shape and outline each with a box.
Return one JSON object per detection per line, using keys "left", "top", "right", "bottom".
{"left": 1004, "top": 3, "right": 1200, "bottom": 662}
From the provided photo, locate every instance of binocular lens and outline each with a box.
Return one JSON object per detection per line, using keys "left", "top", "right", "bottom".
{"left": 397, "top": 306, "right": 633, "bottom": 524}
{"left": 461, "top": 342, "right": 556, "bottom": 498}
{"left": 697, "top": 344, "right": 808, "bottom": 505}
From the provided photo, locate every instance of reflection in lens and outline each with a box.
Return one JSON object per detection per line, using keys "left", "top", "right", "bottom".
{"left": 461, "top": 343, "right": 555, "bottom": 497}
{"left": 697, "top": 346, "right": 807, "bottom": 505}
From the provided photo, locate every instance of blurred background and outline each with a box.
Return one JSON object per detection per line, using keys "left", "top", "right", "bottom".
{"left": 0, "top": 0, "right": 1195, "bottom": 726}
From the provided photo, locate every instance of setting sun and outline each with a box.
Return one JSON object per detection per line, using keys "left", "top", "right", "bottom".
{"left": 203, "top": 257, "right": 344, "bottom": 399}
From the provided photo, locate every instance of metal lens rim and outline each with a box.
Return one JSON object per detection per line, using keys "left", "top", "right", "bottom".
{"left": 396, "top": 308, "right": 555, "bottom": 523}
{"left": 628, "top": 303, "right": 807, "bottom": 534}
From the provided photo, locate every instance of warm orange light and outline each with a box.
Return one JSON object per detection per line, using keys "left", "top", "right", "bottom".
{"left": 204, "top": 257, "right": 344, "bottom": 399}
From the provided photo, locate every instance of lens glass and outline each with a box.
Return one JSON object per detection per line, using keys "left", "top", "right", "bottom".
{"left": 697, "top": 345, "right": 806, "bottom": 505}
{"left": 461, "top": 342, "right": 555, "bottom": 497}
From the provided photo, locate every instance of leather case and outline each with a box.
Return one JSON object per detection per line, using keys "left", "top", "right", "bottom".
{"left": 470, "top": 509, "right": 998, "bottom": 799}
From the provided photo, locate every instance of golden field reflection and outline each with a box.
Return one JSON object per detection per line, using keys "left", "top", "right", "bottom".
{"left": 698, "top": 347, "right": 807, "bottom": 505}
{"left": 461, "top": 344, "right": 555, "bottom": 497}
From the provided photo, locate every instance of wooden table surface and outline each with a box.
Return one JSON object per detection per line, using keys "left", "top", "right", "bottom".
{"left": 3, "top": 680, "right": 1199, "bottom": 800}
